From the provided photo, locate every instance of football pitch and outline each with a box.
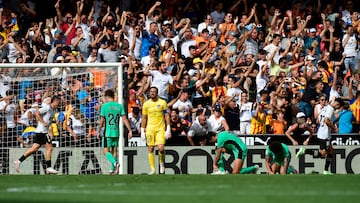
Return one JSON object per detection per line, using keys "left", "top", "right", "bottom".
{"left": 1, "top": 175, "right": 359, "bottom": 203}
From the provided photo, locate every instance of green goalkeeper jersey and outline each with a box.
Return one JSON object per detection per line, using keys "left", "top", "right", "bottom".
{"left": 217, "top": 131, "right": 247, "bottom": 155}
{"left": 265, "top": 143, "right": 291, "bottom": 164}
{"left": 100, "top": 101, "right": 125, "bottom": 137}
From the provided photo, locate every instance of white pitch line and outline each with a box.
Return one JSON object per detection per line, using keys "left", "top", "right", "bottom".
{"left": 5, "top": 186, "right": 360, "bottom": 197}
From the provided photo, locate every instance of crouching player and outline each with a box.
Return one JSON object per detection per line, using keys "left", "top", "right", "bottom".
{"left": 265, "top": 142, "right": 297, "bottom": 174}
{"left": 206, "top": 131, "right": 258, "bottom": 174}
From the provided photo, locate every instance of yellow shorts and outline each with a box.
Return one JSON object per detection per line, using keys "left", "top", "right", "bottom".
{"left": 146, "top": 128, "right": 165, "bottom": 146}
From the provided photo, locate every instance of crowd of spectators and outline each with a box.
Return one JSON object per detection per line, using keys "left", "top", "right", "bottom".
{"left": 0, "top": 0, "right": 360, "bottom": 147}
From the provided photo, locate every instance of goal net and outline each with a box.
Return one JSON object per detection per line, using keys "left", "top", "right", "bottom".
{"left": 0, "top": 63, "right": 131, "bottom": 175}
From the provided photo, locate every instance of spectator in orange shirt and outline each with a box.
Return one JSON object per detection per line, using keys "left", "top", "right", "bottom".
{"left": 270, "top": 110, "right": 287, "bottom": 134}
{"left": 128, "top": 89, "right": 139, "bottom": 114}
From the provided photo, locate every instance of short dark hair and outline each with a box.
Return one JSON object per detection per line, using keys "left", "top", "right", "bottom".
{"left": 51, "top": 96, "right": 61, "bottom": 103}
{"left": 269, "top": 142, "right": 283, "bottom": 154}
{"left": 105, "top": 89, "right": 115, "bottom": 98}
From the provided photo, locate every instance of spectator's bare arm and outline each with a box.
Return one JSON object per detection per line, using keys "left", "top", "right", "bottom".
{"left": 328, "top": 26, "right": 334, "bottom": 52}
{"left": 270, "top": 9, "right": 281, "bottom": 31}
{"left": 101, "top": 6, "right": 111, "bottom": 26}
{"left": 319, "top": 13, "right": 327, "bottom": 39}
{"left": 88, "top": 2, "right": 95, "bottom": 23}
{"left": 115, "top": 7, "right": 121, "bottom": 27}
{"left": 54, "top": 0, "right": 63, "bottom": 24}
{"left": 228, "top": 0, "right": 242, "bottom": 13}
{"left": 348, "top": 77, "right": 354, "bottom": 100}
{"left": 7, "top": 36, "right": 27, "bottom": 58}
{"left": 147, "top": 1, "right": 161, "bottom": 19}
{"left": 286, "top": 10, "right": 294, "bottom": 31}
{"left": 76, "top": 0, "right": 84, "bottom": 25}
{"left": 20, "top": 2, "right": 36, "bottom": 17}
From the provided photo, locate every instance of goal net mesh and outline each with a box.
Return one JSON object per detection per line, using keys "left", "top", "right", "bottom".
{"left": 0, "top": 64, "right": 124, "bottom": 174}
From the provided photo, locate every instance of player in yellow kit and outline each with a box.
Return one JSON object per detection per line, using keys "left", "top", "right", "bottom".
{"left": 141, "top": 87, "right": 171, "bottom": 174}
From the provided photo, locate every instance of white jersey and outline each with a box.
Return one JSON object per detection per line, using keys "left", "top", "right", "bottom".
{"left": 150, "top": 70, "right": 173, "bottom": 100}
{"left": 342, "top": 34, "right": 357, "bottom": 57}
{"left": 226, "top": 87, "right": 242, "bottom": 102}
{"left": 239, "top": 102, "right": 253, "bottom": 122}
{"left": 208, "top": 115, "right": 226, "bottom": 132}
{"left": 67, "top": 115, "right": 86, "bottom": 136}
{"left": 187, "top": 117, "right": 214, "bottom": 137}
{"left": 317, "top": 105, "right": 334, "bottom": 140}
{"left": 18, "top": 107, "right": 37, "bottom": 126}
{"left": 36, "top": 103, "right": 56, "bottom": 133}
{"left": 4, "top": 103, "right": 16, "bottom": 128}
{"left": 172, "top": 99, "right": 193, "bottom": 119}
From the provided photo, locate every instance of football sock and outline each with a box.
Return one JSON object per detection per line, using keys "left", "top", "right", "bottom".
{"left": 19, "top": 155, "right": 26, "bottom": 162}
{"left": 105, "top": 152, "right": 116, "bottom": 167}
{"left": 159, "top": 150, "right": 165, "bottom": 164}
{"left": 324, "top": 153, "right": 333, "bottom": 171}
{"left": 148, "top": 153, "right": 155, "bottom": 171}
{"left": 306, "top": 149, "right": 320, "bottom": 158}
{"left": 46, "top": 160, "right": 51, "bottom": 168}
{"left": 217, "top": 154, "right": 225, "bottom": 172}
{"left": 240, "top": 166, "right": 257, "bottom": 174}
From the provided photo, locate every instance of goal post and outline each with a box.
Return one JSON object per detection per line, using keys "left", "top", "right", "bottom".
{"left": 0, "top": 62, "right": 125, "bottom": 175}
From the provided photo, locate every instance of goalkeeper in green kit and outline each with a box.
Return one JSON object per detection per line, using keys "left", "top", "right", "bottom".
{"left": 206, "top": 131, "right": 259, "bottom": 174}
{"left": 265, "top": 141, "right": 298, "bottom": 174}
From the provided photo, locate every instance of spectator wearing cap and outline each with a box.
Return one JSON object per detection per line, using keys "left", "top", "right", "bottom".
{"left": 50, "top": 56, "right": 71, "bottom": 77}
{"left": 302, "top": 15, "right": 327, "bottom": 61}
{"left": 302, "top": 55, "right": 317, "bottom": 73}
{"left": 208, "top": 104, "right": 229, "bottom": 133}
{"left": 195, "top": 28, "right": 216, "bottom": 49}
{"left": 285, "top": 111, "right": 313, "bottom": 145}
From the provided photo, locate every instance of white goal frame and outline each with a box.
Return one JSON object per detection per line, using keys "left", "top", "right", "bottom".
{"left": 1, "top": 63, "right": 125, "bottom": 175}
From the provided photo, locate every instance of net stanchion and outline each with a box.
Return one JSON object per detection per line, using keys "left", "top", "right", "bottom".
{"left": 0, "top": 63, "right": 123, "bottom": 175}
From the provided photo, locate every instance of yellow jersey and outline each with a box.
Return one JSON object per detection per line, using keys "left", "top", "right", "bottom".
{"left": 250, "top": 111, "right": 266, "bottom": 134}
{"left": 142, "top": 98, "right": 168, "bottom": 129}
{"left": 350, "top": 100, "right": 360, "bottom": 124}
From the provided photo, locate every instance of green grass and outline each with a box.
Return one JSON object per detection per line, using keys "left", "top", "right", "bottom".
{"left": 1, "top": 175, "right": 360, "bottom": 203}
